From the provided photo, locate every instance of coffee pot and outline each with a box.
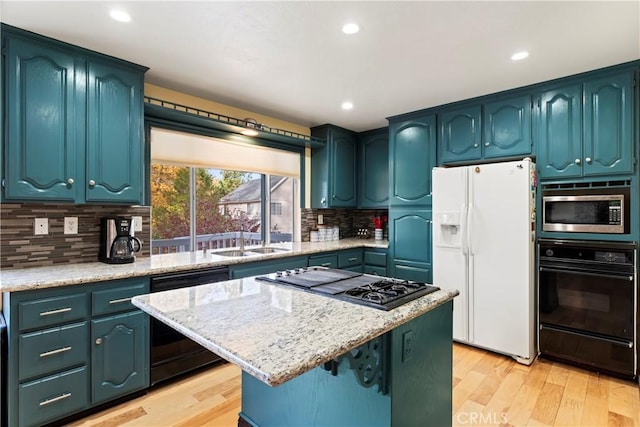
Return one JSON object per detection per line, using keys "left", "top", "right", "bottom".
{"left": 99, "top": 216, "right": 142, "bottom": 264}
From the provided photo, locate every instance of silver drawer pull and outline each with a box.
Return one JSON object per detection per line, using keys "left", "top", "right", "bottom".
{"left": 39, "top": 392, "right": 71, "bottom": 407}
{"left": 40, "top": 346, "right": 72, "bottom": 358}
{"left": 348, "top": 257, "right": 358, "bottom": 262}
{"left": 40, "top": 307, "right": 72, "bottom": 317}
{"left": 109, "top": 297, "right": 132, "bottom": 305}
{"left": 321, "top": 263, "right": 331, "bottom": 267}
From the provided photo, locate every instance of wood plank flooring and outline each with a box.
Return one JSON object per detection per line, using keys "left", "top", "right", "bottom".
{"left": 69, "top": 343, "right": 640, "bottom": 426}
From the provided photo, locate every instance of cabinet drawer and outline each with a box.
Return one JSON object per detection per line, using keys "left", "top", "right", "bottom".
{"left": 19, "top": 322, "right": 88, "bottom": 381}
{"left": 364, "top": 265, "right": 387, "bottom": 276}
{"left": 309, "top": 254, "right": 337, "bottom": 269}
{"left": 92, "top": 280, "right": 148, "bottom": 316}
{"left": 19, "top": 366, "right": 89, "bottom": 427}
{"left": 338, "top": 250, "right": 363, "bottom": 268}
{"left": 364, "top": 251, "right": 387, "bottom": 267}
{"left": 19, "top": 293, "right": 88, "bottom": 332}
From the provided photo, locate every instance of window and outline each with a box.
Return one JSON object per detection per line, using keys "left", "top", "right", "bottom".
{"left": 150, "top": 128, "right": 300, "bottom": 254}
{"left": 271, "top": 202, "right": 282, "bottom": 216}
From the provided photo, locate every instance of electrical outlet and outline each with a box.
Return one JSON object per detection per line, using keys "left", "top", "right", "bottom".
{"left": 34, "top": 218, "right": 48, "bottom": 235}
{"left": 402, "top": 330, "right": 413, "bottom": 362}
{"left": 132, "top": 216, "right": 143, "bottom": 232}
{"left": 64, "top": 217, "right": 78, "bottom": 235}
{"left": 318, "top": 214, "right": 324, "bottom": 225}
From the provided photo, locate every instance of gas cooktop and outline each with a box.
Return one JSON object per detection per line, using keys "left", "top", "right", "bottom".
{"left": 256, "top": 267, "right": 439, "bottom": 311}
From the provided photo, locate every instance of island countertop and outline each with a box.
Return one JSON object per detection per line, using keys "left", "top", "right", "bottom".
{"left": 1, "top": 238, "right": 387, "bottom": 292}
{"left": 132, "top": 276, "right": 458, "bottom": 387}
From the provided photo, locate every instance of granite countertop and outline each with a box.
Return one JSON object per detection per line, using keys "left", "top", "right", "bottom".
{"left": 132, "top": 276, "right": 458, "bottom": 386}
{"left": 0, "top": 239, "right": 388, "bottom": 292}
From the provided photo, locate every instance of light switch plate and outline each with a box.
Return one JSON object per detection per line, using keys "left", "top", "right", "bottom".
{"left": 34, "top": 218, "right": 48, "bottom": 235}
{"left": 318, "top": 214, "right": 324, "bottom": 225}
{"left": 132, "top": 216, "right": 143, "bottom": 232}
{"left": 64, "top": 217, "right": 78, "bottom": 234}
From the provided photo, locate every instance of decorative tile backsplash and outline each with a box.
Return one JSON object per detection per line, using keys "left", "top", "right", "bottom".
{"left": 300, "top": 208, "right": 388, "bottom": 241}
{"left": 0, "top": 203, "right": 150, "bottom": 270}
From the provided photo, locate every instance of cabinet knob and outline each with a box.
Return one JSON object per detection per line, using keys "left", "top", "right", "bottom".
{"left": 473, "top": 144, "right": 479, "bottom": 148}
{"left": 574, "top": 158, "right": 581, "bottom": 165}
{"left": 585, "top": 157, "right": 592, "bottom": 164}
{"left": 332, "top": 195, "right": 336, "bottom": 199}
{"left": 67, "top": 178, "right": 74, "bottom": 185}
{"left": 95, "top": 338, "right": 102, "bottom": 345}
{"left": 320, "top": 197, "right": 326, "bottom": 205}
{"left": 484, "top": 142, "right": 490, "bottom": 147}
{"left": 88, "top": 179, "right": 96, "bottom": 187}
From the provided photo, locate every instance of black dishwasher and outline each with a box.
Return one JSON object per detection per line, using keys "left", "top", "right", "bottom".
{"left": 150, "top": 267, "right": 229, "bottom": 386}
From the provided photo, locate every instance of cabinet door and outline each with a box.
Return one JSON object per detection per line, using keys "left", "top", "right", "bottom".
{"left": 329, "top": 128, "right": 357, "bottom": 207}
{"left": 483, "top": 94, "right": 532, "bottom": 159}
{"left": 91, "top": 311, "right": 148, "bottom": 404}
{"left": 86, "top": 60, "right": 143, "bottom": 203}
{"left": 583, "top": 72, "right": 634, "bottom": 177}
{"left": 388, "top": 209, "right": 432, "bottom": 282}
{"left": 389, "top": 115, "right": 436, "bottom": 207}
{"left": 439, "top": 105, "right": 481, "bottom": 164}
{"left": 537, "top": 84, "right": 582, "bottom": 179}
{"left": 4, "top": 37, "right": 80, "bottom": 201}
{"left": 359, "top": 130, "right": 389, "bottom": 208}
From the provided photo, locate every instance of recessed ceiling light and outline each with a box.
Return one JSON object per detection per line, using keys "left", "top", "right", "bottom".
{"left": 511, "top": 51, "right": 529, "bottom": 61}
{"left": 342, "top": 23, "right": 359, "bottom": 35}
{"left": 341, "top": 101, "right": 354, "bottom": 110}
{"left": 110, "top": 10, "right": 131, "bottom": 23}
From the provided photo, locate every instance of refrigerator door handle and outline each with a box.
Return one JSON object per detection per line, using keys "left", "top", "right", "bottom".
{"left": 460, "top": 203, "right": 469, "bottom": 254}
{"left": 467, "top": 202, "right": 474, "bottom": 256}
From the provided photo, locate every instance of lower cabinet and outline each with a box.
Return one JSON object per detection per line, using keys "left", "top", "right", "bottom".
{"left": 388, "top": 209, "right": 433, "bottom": 283}
{"left": 91, "top": 311, "right": 148, "bottom": 405}
{"left": 3, "top": 278, "right": 150, "bottom": 427}
{"left": 363, "top": 248, "right": 388, "bottom": 276}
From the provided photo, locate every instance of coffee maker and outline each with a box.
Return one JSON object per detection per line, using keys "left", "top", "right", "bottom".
{"left": 99, "top": 216, "right": 142, "bottom": 264}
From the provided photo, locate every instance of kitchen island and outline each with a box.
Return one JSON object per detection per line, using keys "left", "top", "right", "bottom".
{"left": 132, "top": 275, "right": 458, "bottom": 427}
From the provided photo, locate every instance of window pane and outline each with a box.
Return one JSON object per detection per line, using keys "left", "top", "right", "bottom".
{"left": 201, "top": 170, "right": 261, "bottom": 251}
{"left": 270, "top": 176, "right": 293, "bottom": 243}
{"left": 150, "top": 164, "right": 192, "bottom": 254}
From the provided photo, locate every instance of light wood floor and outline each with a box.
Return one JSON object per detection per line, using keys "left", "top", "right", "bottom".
{"left": 70, "top": 343, "right": 640, "bottom": 427}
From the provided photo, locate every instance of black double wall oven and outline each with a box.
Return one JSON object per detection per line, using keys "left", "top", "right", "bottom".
{"left": 538, "top": 239, "right": 637, "bottom": 378}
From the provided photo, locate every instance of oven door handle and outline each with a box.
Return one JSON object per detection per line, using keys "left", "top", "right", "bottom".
{"left": 540, "top": 324, "right": 634, "bottom": 348}
{"left": 538, "top": 267, "right": 633, "bottom": 282}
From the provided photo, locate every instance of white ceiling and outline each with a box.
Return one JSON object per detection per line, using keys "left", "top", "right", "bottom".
{"left": 2, "top": 1, "right": 639, "bottom": 132}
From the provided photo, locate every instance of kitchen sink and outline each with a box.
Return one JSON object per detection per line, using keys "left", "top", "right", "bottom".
{"left": 213, "top": 250, "right": 257, "bottom": 257}
{"left": 248, "top": 247, "right": 289, "bottom": 254}
{"left": 212, "top": 247, "right": 290, "bottom": 257}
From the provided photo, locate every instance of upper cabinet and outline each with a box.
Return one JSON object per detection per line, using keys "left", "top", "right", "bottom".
{"left": 310, "top": 124, "right": 358, "bottom": 208}
{"left": 358, "top": 128, "right": 389, "bottom": 208}
{"left": 2, "top": 25, "right": 147, "bottom": 204}
{"left": 537, "top": 70, "right": 635, "bottom": 180}
{"left": 438, "top": 94, "right": 532, "bottom": 164}
{"left": 388, "top": 113, "right": 436, "bottom": 207}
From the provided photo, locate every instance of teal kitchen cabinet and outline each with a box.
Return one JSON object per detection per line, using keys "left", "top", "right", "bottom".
{"left": 85, "top": 59, "right": 145, "bottom": 203}
{"left": 358, "top": 128, "right": 389, "bottom": 208}
{"left": 438, "top": 94, "right": 532, "bottom": 164}
{"left": 310, "top": 125, "right": 358, "bottom": 208}
{"left": 388, "top": 208, "right": 432, "bottom": 283}
{"left": 1, "top": 25, "right": 147, "bottom": 204}
{"left": 308, "top": 253, "right": 338, "bottom": 269}
{"left": 388, "top": 113, "right": 436, "bottom": 207}
{"left": 363, "top": 248, "right": 387, "bottom": 276}
{"left": 439, "top": 105, "right": 482, "bottom": 164}
{"left": 3, "top": 278, "right": 149, "bottom": 427}
{"left": 337, "top": 248, "right": 364, "bottom": 273}
{"left": 91, "top": 311, "right": 148, "bottom": 404}
{"left": 537, "top": 70, "right": 634, "bottom": 180}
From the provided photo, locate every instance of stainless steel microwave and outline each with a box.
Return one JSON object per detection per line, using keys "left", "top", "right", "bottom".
{"left": 542, "top": 192, "right": 628, "bottom": 234}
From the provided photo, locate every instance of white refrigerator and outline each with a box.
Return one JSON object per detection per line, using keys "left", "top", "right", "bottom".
{"left": 432, "top": 158, "right": 536, "bottom": 364}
